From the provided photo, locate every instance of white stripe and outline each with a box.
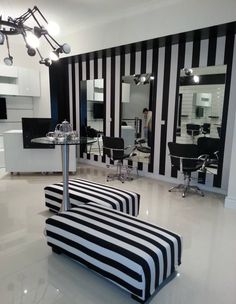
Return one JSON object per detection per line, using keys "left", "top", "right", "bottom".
{"left": 125, "top": 53, "right": 130, "bottom": 76}
{"left": 165, "top": 44, "right": 179, "bottom": 178}
{"left": 184, "top": 41, "right": 193, "bottom": 69}
{"left": 215, "top": 36, "right": 226, "bottom": 66}
{"left": 106, "top": 57, "right": 111, "bottom": 135}
{"left": 97, "top": 58, "right": 102, "bottom": 79}
{"left": 199, "top": 39, "right": 209, "bottom": 67}
{"left": 135, "top": 51, "right": 141, "bottom": 74}
{"left": 146, "top": 49, "right": 153, "bottom": 73}
{"left": 68, "top": 63, "right": 73, "bottom": 125}
{"left": 153, "top": 46, "right": 165, "bottom": 175}
{"left": 82, "top": 60, "right": 86, "bottom": 80}
{"left": 90, "top": 59, "right": 94, "bottom": 80}
{"left": 75, "top": 61, "right": 80, "bottom": 133}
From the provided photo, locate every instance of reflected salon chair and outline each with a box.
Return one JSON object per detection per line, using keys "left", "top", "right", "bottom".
{"left": 197, "top": 137, "right": 220, "bottom": 170}
{"left": 102, "top": 136, "right": 133, "bottom": 183}
{"left": 186, "top": 123, "right": 201, "bottom": 143}
{"left": 168, "top": 142, "right": 207, "bottom": 198}
{"left": 201, "top": 123, "right": 211, "bottom": 136}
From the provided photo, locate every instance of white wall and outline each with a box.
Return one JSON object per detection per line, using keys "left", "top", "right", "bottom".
{"left": 62, "top": 0, "right": 236, "bottom": 56}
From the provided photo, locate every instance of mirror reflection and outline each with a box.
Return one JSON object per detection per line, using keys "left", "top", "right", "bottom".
{"left": 80, "top": 79, "right": 104, "bottom": 155}
{"left": 121, "top": 74, "right": 154, "bottom": 164}
{"left": 176, "top": 65, "right": 226, "bottom": 174}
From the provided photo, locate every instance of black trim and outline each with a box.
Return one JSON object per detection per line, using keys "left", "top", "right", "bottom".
{"left": 207, "top": 28, "right": 217, "bottom": 66}
{"left": 71, "top": 57, "right": 76, "bottom": 130}
{"left": 192, "top": 31, "right": 201, "bottom": 68}
{"left": 110, "top": 50, "right": 116, "bottom": 137}
{"left": 180, "top": 74, "right": 226, "bottom": 86}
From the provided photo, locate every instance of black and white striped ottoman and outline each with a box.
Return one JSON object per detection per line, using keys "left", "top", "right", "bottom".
{"left": 45, "top": 203, "right": 182, "bottom": 303}
{"left": 45, "top": 178, "right": 140, "bottom": 216}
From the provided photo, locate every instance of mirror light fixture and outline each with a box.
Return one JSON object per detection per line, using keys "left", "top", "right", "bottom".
{"left": 0, "top": 6, "right": 71, "bottom": 66}
{"left": 133, "top": 73, "right": 154, "bottom": 85}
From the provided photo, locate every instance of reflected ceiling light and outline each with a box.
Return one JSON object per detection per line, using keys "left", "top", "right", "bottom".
{"left": 193, "top": 75, "right": 200, "bottom": 83}
{"left": 0, "top": 6, "right": 71, "bottom": 66}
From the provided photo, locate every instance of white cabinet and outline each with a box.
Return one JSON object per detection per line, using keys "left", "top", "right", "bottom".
{"left": 18, "top": 67, "right": 40, "bottom": 97}
{"left": 0, "top": 65, "right": 40, "bottom": 97}
{"left": 3, "top": 130, "right": 76, "bottom": 173}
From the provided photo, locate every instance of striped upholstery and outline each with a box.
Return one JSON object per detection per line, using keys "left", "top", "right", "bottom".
{"left": 45, "top": 178, "right": 140, "bottom": 216}
{"left": 46, "top": 203, "right": 182, "bottom": 302}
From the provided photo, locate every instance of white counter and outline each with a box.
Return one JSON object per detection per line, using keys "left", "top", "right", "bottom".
{"left": 3, "top": 130, "right": 76, "bottom": 173}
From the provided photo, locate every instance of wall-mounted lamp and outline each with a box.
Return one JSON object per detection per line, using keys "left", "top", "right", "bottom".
{"left": 0, "top": 6, "right": 71, "bottom": 66}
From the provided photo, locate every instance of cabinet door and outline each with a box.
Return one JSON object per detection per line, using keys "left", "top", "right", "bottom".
{"left": 18, "top": 67, "right": 40, "bottom": 97}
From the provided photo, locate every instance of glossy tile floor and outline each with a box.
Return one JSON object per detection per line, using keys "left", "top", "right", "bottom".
{"left": 0, "top": 164, "right": 236, "bottom": 304}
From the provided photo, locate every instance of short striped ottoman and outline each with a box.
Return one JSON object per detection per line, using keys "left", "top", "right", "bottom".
{"left": 45, "top": 203, "right": 182, "bottom": 303}
{"left": 45, "top": 178, "right": 140, "bottom": 216}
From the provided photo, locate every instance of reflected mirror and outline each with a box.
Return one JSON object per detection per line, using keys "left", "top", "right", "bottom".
{"left": 121, "top": 73, "right": 154, "bottom": 164}
{"left": 80, "top": 79, "right": 104, "bottom": 155}
{"left": 176, "top": 65, "right": 226, "bottom": 174}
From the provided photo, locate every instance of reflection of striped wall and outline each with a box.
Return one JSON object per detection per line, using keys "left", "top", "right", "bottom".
{"left": 50, "top": 22, "right": 236, "bottom": 192}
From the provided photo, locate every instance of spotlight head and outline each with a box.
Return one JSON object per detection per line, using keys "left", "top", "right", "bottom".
{"left": 27, "top": 47, "right": 36, "bottom": 56}
{"left": 0, "top": 31, "right": 5, "bottom": 45}
{"left": 184, "top": 68, "right": 193, "bottom": 76}
{"left": 39, "top": 58, "right": 52, "bottom": 67}
{"left": 61, "top": 43, "right": 71, "bottom": 54}
{"left": 4, "top": 56, "right": 13, "bottom": 66}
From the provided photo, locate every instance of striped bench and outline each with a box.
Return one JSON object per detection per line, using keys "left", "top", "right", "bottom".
{"left": 45, "top": 178, "right": 140, "bottom": 216}
{"left": 45, "top": 203, "right": 182, "bottom": 303}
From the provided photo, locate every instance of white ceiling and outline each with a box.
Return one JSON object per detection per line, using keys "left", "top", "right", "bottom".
{"left": 1, "top": 0, "right": 177, "bottom": 35}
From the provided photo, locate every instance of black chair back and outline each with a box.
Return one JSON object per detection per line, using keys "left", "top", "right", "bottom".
{"left": 202, "top": 123, "right": 211, "bottom": 134}
{"left": 168, "top": 142, "right": 201, "bottom": 172}
{"left": 197, "top": 137, "right": 220, "bottom": 160}
{"left": 186, "top": 124, "right": 201, "bottom": 136}
{"left": 102, "top": 136, "right": 124, "bottom": 161}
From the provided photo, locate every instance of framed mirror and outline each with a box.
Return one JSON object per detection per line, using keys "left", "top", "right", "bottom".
{"left": 80, "top": 79, "right": 104, "bottom": 156}
{"left": 175, "top": 65, "right": 226, "bottom": 175}
{"left": 121, "top": 73, "right": 154, "bottom": 164}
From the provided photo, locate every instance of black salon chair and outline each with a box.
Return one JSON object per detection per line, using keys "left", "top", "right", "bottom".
{"left": 102, "top": 136, "right": 133, "bottom": 183}
{"left": 201, "top": 123, "right": 211, "bottom": 136}
{"left": 197, "top": 137, "right": 220, "bottom": 169}
{"left": 186, "top": 124, "right": 201, "bottom": 143}
{"left": 168, "top": 142, "right": 207, "bottom": 197}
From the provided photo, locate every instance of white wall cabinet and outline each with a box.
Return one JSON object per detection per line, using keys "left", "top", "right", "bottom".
{"left": 0, "top": 65, "right": 40, "bottom": 97}
{"left": 18, "top": 67, "right": 40, "bottom": 97}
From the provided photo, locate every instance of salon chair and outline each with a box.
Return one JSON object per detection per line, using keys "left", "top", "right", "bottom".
{"left": 186, "top": 123, "right": 201, "bottom": 143}
{"left": 168, "top": 142, "right": 208, "bottom": 197}
{"left": 102, "top": 136, "right": 133, "bottom": 183}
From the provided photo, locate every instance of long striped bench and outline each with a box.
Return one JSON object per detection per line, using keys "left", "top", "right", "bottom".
{"left": 45, "top": 203, "right": 182, "bottom": 303}
{"left": 45, "top": 178, "right": 140, "bottom": 216}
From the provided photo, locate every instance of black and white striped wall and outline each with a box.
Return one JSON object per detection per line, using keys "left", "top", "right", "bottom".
{"left": 50, "top": 22, "right": 236, "bottom": 193}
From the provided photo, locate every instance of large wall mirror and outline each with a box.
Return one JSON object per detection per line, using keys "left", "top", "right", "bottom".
{"left": 80, "top": 79, "right": 104, "bottom": 155}
{"left": 121, "top": 73, "right": 154, "bottom": 164}
{"left": 175, "top": 65, "right": 226, "bottom": 175}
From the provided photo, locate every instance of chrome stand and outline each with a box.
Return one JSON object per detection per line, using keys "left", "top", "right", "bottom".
{"left": 60, "top": 143, "right": 70, "bottom": 212}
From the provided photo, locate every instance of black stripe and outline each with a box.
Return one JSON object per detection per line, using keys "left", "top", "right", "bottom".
{"left": 214, "top": 32, "right": 235, "bottom": 187}
{"left": 172, "top": 39, "right": 186, "bottom": 177}
{"left": 191, "top": 31, "right": 201, "bottom": 68}
{"left": 86, "top": 53, "right": 90, "bottom": 79}
{"left": 71, "top": 57, "right": 77, "bottom": 129}
{"left": 110, "top": 49, "right": 116, "bottom": 137}
{"left": 141, "top": 42, "right": 147, "bottom": 74}
{"left": 130, "top": 44, "right": 136, "bottom": 75}
{"left": 207, "top": 27, "right": 217, "bottom": 66}
{"left": 102, "top": 51, "right": 107, "bottom": 163}
{"left": 159, "top": 42, "right": 172, "bottom": 175}
{"left": 94, "top": 52, "right": 98, "bottom": 79}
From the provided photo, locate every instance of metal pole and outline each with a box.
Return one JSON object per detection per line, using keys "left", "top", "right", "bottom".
{"left": 60, "top": 143, "right": 70, "bottom": 212}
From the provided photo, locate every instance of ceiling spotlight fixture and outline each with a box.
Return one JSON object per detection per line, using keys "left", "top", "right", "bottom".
{"left": 0, "top": 6, "right": 71, "bottom": 66}
{"left": 133, "top": 73, "right": 154, "bottom": 85}
{"left": 3, "top": 35, "right": 13, "bottom": 65}
{"left": 183, "top": 68, "right": 193, "bottom": 76}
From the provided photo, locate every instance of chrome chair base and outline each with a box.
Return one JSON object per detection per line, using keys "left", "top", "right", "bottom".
{"left": 106, "top": 162, "right": 133, "bottom": 183}
{"left": 169, "top": 181, "right": 204, "bottom": 198}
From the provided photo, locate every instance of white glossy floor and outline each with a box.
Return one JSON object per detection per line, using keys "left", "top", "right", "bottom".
{"left": 0, "top": 164, "right": 236, "bottom": 304}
